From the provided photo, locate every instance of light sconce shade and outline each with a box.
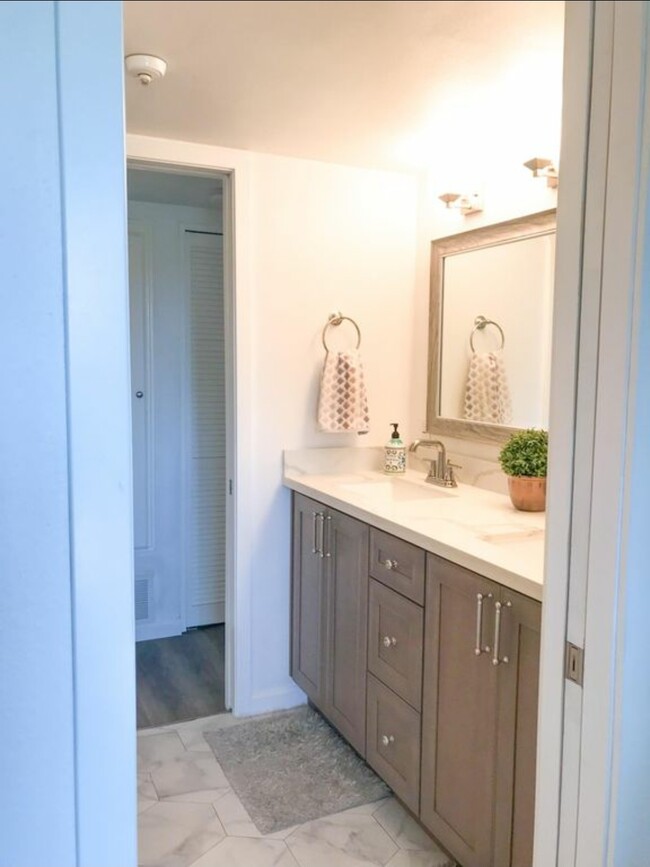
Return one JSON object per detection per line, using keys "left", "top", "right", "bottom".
{"left": 524, "top": 157, "right": 559, "bottom": 189}
{"left": 438, "top": 192, "right": 483, "bottom": 215}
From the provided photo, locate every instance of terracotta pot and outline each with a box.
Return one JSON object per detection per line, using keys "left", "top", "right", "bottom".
{"left": 507, "top": 476, "right": 546, "bottom": 512}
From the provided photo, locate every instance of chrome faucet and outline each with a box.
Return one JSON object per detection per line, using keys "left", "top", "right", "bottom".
{"left": 409, "top": 439, "right": 459, "bottom": 488}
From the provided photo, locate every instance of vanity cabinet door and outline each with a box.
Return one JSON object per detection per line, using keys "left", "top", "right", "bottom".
{"left": 323, "top": 508, "right": 369, "bottom": 756}
{"left": 420, "top": 555, "right": 500, "bottom": 867}
{"left": 493, "top": 589, "right": 541, "bottom": 867}
{"left": 291, "top": 493, "right": 327, "bottom": 705}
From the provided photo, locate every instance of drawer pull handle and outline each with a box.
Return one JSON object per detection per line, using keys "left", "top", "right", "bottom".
{"left": 492, "top": 600, "right": 512, "bottom": 666}
{"left": 383, "top": 558, "right": 399, "bottom": 571}
{"left": 382, "top": 635, "right": 397, "bottom": 648}
{"left": 474, "top": 592, "right": 492, "bottom": 656}
{"left": 381, "top": 734, "right": 395, "bottom": 747}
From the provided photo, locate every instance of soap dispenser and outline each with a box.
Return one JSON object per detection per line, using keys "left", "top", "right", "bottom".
{"left": 384, "top": 423, "right": 406, "bottom": 474}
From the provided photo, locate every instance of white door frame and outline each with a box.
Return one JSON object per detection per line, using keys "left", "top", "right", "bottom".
{"left": 127, "top": 136, "right": 254, "bottom": 712}
{"left": 536, "top": 2, "right": 650, "bottom": 865}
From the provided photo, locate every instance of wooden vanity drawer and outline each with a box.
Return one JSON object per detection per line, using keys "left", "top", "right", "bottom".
{"left": 368, "top": 579, "right": 423, "bottom": 710}
{"left": 369, "top": 529, "right": 425, "bottom": 604}
{"left": 366, "top": 673, "right": 421, "bottom": 814}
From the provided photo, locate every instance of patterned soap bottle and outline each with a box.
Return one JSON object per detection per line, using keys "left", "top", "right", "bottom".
{"left": 384, "top": 423, "right": 406, "bottom": 474}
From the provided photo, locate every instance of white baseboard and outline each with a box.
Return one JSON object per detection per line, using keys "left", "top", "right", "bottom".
{"left": 136, "top": 620, "right": 185, "bottom": 642}
{"left": 233, "top": 682, "right": 307, "bottom": 717}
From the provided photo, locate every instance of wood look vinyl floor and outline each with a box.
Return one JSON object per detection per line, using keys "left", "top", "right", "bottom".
{"left": 136, "top": 624, "right": 226, "bottom": 729}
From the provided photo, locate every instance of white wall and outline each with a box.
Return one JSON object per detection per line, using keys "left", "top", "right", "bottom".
{"left": 246, "top": 152, "right": 419, "bottom": 709}
{"left": 1, "top": 3, "right": 136, "bottom": 866}
{"left": 127, "top": 134, "right": 419, "bottom": 715}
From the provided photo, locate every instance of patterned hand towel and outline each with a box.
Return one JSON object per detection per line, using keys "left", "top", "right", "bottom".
{"left": 318, "top": 348, "right": 370, "bottom": 434}
{"left": 464, "top": 351, "right": 512, "bottom": 425}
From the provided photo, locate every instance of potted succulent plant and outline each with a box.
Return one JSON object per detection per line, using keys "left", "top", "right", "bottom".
{"left": 499, "top": 428, "right": 548, "bottom": 511}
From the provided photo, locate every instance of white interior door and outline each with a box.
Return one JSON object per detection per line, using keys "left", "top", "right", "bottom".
{"left": 129, "top": 224, "right": 159, "bottom": 634}
{"left": 185, "top": 230, "right": 226, "bottom": 627}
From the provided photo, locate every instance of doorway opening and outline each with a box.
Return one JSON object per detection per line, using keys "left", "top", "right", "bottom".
{"left": 126, "top": 166, "right": 232, "bottom": 728}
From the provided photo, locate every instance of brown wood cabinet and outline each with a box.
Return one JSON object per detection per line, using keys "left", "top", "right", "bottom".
{"left": 291, "top": 492, "right": 369, "bottom": 756}
{"left": 291, "top": 492, "right": 541, "bottom": 867}
{"left": 420, "top": 554, "right": 541, "bottom": 867}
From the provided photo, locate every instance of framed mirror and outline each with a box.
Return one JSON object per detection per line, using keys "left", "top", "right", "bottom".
{"left": 427, "top": 210, "right": 555, "bottom": 443}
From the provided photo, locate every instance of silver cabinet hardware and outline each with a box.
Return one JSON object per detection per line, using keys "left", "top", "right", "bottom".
{"left": 312, "top": 511, "right": 325, "bottom": 556}
{"left": 312, "top": 511, "right": 319, "bottom": 554}
{"left": 383, "top": 558, "right": 399, "bottom": 571}
{"left": 492, "top": 600, "right": 512, "bottom": 666}
{"left": 324, "top": 515, "right": 332, "bottom": 558}
{"left": 474, "top": 592, "right": 493, "bottom": 655}
{"left": 135, "top": 391, "right": 144, "bottom": 398}
{"left": 382, "top": 635, "right": 398, "bottom": 648}
{"left": 381, "top": 734, "right": 395, "bottom": 747}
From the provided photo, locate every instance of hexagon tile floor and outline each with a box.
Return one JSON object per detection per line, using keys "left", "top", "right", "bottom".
{"left": 138, "top": 712, "right": 456, "bottom": 867}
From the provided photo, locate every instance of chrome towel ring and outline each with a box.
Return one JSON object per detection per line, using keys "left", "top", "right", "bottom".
{"left": 469, "top": 315, "right": 505, "bottom": 352}
{"left": 322, "top": 312, "right": 362, "bottom": 352}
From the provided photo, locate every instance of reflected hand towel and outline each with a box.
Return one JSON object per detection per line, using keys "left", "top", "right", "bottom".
{"left": 464, "top": 351, "right": 512, "bottom": 425}
{"left": 318, "top": 348, "right": 370, "bottom": 434}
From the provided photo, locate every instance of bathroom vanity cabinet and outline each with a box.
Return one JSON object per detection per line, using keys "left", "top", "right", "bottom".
{"left": 291, "top": 493, "right": 368, "bottom": 756}
{"left": 290, "top": 491, "right": 541, "bottom": 867}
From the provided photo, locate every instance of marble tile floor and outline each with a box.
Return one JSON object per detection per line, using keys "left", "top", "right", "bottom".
{"left": 138, "top": 711, "right": 456, "bottom": 867}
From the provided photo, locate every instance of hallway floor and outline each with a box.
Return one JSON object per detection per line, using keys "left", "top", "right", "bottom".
{"left": 137, "top": 625, "right": 226, "bottom": 729}
{"left": 138, "top": 712, "right": 454, "bottom": 867}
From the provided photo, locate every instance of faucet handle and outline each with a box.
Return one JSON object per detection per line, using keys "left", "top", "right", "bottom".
{"left": 445, "top": 462, "right": 462, "bottom": 487}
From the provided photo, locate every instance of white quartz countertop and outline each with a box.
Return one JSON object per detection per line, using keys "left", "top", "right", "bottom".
{"left": 283, "top": 451, "right": 545, "bottom": 602}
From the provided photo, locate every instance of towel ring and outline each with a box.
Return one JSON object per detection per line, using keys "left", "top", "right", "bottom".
{"left": 469, "top": 315, "right": 505, "bottom": 352}
{"left": 322, "top": 313, "right": 362, "bottom": 352}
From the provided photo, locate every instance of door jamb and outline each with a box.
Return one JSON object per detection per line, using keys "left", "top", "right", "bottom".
{"left": 126, "top": 139, "right": 250, "bottom": 713}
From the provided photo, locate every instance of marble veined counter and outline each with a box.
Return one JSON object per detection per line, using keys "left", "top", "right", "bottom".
{"left": 283, "top": 448, "right": 545, "bottom": 602}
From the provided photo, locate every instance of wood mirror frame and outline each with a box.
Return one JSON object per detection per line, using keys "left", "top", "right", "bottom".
{"left": 426, "top": 209, "right": 556, "bottom": 444}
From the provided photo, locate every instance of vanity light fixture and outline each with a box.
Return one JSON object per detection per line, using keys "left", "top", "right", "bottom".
{"left": 438, "top": 192, "right": 483, "bottom": 215}
{"left": 523, "top": 157, "right": 558, "bottom": 189}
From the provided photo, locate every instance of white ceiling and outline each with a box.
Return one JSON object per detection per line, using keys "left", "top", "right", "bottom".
{"left": 123, "top": 0, "right": 565, "bottom": 174}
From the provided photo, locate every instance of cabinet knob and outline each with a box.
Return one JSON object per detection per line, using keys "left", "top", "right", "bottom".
{"left": 135, "top": 391, "right": 144, "bottom": 399}
{"left": 383, "top": 558, "right": 398, "bottom": 571}
{"left": 382, "top": 635, "right": 397, "bottom": 648}
{"left": 381, "top": 734, "right": 395, "bottom": 747}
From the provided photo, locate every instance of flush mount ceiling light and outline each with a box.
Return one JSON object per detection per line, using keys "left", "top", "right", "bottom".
{"left": 438, "top": 192, "right": 483, "bottom": 215}
{"left": 524, "top": 157, "right": 559, "bottom": 189}
{"left": 125, "top": 54, "right": 167, "bottom": 87}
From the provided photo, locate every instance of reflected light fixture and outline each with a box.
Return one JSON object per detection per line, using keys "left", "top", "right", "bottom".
{"left": 524, "top": 157, "right": 558, "bottom": 189}
{"left": 438, "top": 192, "right": 483, "bottom": 215}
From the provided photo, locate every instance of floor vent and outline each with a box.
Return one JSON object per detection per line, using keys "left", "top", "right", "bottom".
{"left": 135, "top": 577, "right": 151, "bottom": 622}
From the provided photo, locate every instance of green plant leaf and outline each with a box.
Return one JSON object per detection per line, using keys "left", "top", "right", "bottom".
{"left": 499, "top": 429, "right": 548, "bottom": 477}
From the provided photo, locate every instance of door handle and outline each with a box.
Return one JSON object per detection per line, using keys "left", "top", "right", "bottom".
{"left": 474, "top": 592, "right": 492, "bottom": 656}
{"left": 316, "top": 513, "right": 325, "bottom": 558}
{"left": 492, "top": 600, "right": 512, "bottom": 665}
{"left": 312, "top": 511, "right": 322, "bottom": 555}
{"left": 323, "top": 515, "right": 332, "bottom": 558}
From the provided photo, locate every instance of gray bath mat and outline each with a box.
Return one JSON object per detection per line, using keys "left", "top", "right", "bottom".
{"left": 204, "top": 705, "right": 389, "bottom": 834}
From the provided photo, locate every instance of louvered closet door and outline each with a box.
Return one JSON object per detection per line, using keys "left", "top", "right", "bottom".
{"left": 186, "top": 231, "right": 226, "bottom": 626}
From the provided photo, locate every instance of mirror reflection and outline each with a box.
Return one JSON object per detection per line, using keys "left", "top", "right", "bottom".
{"left": 428, "top": 211, "right": 555, "bottom": 442}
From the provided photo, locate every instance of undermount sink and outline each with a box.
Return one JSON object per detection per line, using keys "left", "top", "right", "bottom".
{"left": 340, "top": 478, "right": 452, "bottom": 503}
